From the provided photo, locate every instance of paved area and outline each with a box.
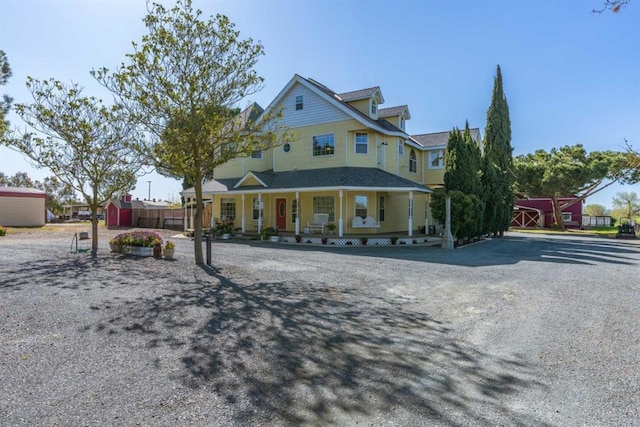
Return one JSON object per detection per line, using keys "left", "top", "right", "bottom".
{"left": 0, "top": 227, "right": 638, "bottom": 426}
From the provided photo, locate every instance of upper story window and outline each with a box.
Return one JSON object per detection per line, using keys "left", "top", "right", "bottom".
{"left": 398, "top": 141, "right": 404, "bottom": 156}
{"left": 312, "top": 133, "right": 335, "bottom": 156}
{"left": 429, "top": 149, "right": 445, "bottom": 169}
{"left": 355, "top": 132, "right": 368, "bottom": 154}
{"left": 295, "top": 95, "right": 303, "bottom": 110}
{"left": 371, "top": 99, "right": 377, "bottom": 115}
{"left": 250, "top": 150, "right": 262, "bottom": 159}
{"left": 400, "top": 117, "right": 405, "bottom": 130}
{"left": 282, "top": 142, "right": 291, "bottom": 153}
{"left": 409, "top": 149, "right": 417, "bottom": 173}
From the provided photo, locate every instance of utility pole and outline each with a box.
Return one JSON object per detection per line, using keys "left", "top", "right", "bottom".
{"left": 146, "top": 181, "right": 151, "bottom": 200}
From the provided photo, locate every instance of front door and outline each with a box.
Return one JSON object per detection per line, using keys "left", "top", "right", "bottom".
{"left": 276, "top": 198, "right": 287, "bottom": 230}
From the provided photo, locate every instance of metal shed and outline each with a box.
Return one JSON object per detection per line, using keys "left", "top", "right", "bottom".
{"left": 0, "top": 186, "right": 47, "bottom": 227}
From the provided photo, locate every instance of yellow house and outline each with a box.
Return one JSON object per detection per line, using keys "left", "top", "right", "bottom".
{"left": 181, "top": 75, "right": 480, "bottom": 237}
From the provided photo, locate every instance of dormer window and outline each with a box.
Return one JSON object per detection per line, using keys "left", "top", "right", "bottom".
{"left": 295, "top": 95, "right": 303, "bottom": 110}
{"left": 400, "top": 117, "right": 405, "bottom": 130}
{"left": 371, "top": 99, "right": 377, "bottom": 115}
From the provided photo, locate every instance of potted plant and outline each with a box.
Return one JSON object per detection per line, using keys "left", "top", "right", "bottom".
{"left": 110, "top": 230, "right": 163, "bottom": 256}
{"left": 214, "top": 223, "right": 233, "bottom": 239}
{"left": 295, "top": 234, "right": 302, "bottom": 243}
{"left": 360, "top": 237, "right": 368, "bottom": 246}
{"left": 0, "top": 225, "right": 7, "bottom": 236}
{"left": 390, "top": 236, "right": 398, "bottom": 245}
{"left": 260, "top": 227, "right": 278, "bottom": 242}
{"left": 164, "top": 240, "right": 175, "bottom": 258}
{"left": 326, "top": 223, "right": 336, "bottom": 234}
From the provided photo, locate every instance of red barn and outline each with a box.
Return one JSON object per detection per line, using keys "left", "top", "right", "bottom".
{"left": 512, "top": 196, "right": 583, "bottom": 229}
{"left": 105, "top": 194, "right": 134, "bottom": 227}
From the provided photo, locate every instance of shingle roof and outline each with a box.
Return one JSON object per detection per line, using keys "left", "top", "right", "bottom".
{"left": 0, "top": 186, "right": 46, "bottom": 195}
{"left": 337, "top": 87, "right": 381, "bottom": 102}
{"left": 411, "top": 128, "right": 481, "bottom": 148}
{"left": 378, "top": 105, "right": 409, "bottom": 118}
{"left": 182, "top": 167, "right": 432, "bottom": 196}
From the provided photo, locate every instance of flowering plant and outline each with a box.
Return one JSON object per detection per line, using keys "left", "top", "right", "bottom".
{"left": 110, "top": 231, "right": 163, "bottom": 248}
{"left": 164, "top": 240, "right": 175, "bottom": 249}
{"left": 0, "top": 225, "right": 7, "bottom": 236}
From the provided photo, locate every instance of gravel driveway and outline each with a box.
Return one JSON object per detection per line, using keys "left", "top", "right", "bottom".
{"left": 1, "top": 225, "right": 639, "bottom": 426}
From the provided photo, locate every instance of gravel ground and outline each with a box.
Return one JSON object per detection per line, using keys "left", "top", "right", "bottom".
{"left": 0, "top": 225, "right": 639, "bottom": 426}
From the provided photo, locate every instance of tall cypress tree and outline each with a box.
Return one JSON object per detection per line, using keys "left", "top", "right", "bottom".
{"left": 444, "top": 128, "right": 466, "bottom": 192}
{"left": 482, "top": 65, "right": 514, "bottom": 237}
{"left": 463, "top": 121, "right": 485, "bottom": 236}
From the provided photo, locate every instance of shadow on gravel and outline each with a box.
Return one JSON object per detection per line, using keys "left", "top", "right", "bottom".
{"left": 87, "top": 265, "right": 549, "bottom": 426}
{"left": 242, "top": 235, "right": 640, "bottom": 267}
{"left": 0, "top": 254, "right": 179, "bottom": 291}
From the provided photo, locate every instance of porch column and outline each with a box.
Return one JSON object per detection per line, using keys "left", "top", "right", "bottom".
{"left": 183, "top": 202, "right": 187, "bottom": 231}
{"left": 241, "top": 194, "right": 246, "bottom": 233}
{"left": 210, "top": 195, "right": 215, "bottom": 229}
{"left": 425, "top": 194, "right": 430, "bottom": 234}
{"left": 339, "top": 190, "right": 344, "bottom": 237}
{"left": 257, "top": 192, "right": 263, "bottom": 233}
{"left": 190, "top": 201, "right": 194, "bottom": 230}
{"left": 295, "top": 191, "right": 300, "bottom": 235}
{"left": 408, "top": 191, "right": 414, "bottom": 237}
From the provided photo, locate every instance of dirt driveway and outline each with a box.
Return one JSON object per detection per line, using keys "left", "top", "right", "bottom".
{"left": 1, "top": 227, "right": 638, "bottom": 426}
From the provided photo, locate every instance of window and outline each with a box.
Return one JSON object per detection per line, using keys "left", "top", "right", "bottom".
{"left": 355, "top": 132, "right": 368, "bottom": 154}
{"left": 295, "top": 95, "right": 303, "bottom": 110}
{"left": 312, "top": 134, "right": 335, "bottom": 156}
{"left": 282, "top": 143, "right": 291, "bottom": 153}
{"left": 355, "top": 195, "right": 368, "bottom": 218}
{"left": 291, "top": 199, "right": 298, "bottom": 223}
{"left": 398, "top": 141, "right": 404, "bottom": 156}
{"left": 409, "top": 149, "right": 417, "bottom": 173}
{"left": 562, "top": 212, "right": 572, "bottom": 222}
{"left": 250, "top": 150, "right": 262, "bottom": 159}
{"left": 313, "top": 196, "right": 334, "bottom": 222}
{"left": 220, "top": 198, "right": 236, "bottom": 221}
{"left": 379, "top": 196, "right": 385, "bottom": 222}
{"left": 371, "top": 99, "right": 377, "bottom": 115}
{"left": 252, "top": 198, "right": 260, "bottom": 220}
{"left": 429, "top": 149, "right": 445, "bottom": 169}
{"left": 400, "top": 117, "right": 405, "bottom": 130}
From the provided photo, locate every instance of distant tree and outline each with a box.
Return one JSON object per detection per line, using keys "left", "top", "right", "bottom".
{"left": 0, "top": 171, "right": 34, "bottom": 188}
{"left": 593, "top": 0, "right": 631, "bottom": 13}
{"left": 482, "top": 65, "right": 514, "bottom": 237}
{"left": 584, "top": 204, "right": 608, "bottom": 216}
{"left": 40, "top": 176, "right": 78, "bottom": 214}
{"left": 0, "top": 50, "right": 12, "bottom": 136}
{"left": 93, "top": 0, "right": 294, "bottom": 265}
{"left": 514, "top": 145, "right": 638, "bottom": 230}
{"left": 611, "top": 191, "right": 640, "bottom": 219}
{"left": 3, "top": 78, "right": 147, "bottom": 256}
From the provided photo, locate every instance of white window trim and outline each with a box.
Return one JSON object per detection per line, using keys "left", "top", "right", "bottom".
{"left": 409, "top": 149, "right": 417, "bottom": 174}
{"left": 371, "top": 99, "right": 377, "bottom": 115}
{"left": 428, "top": 149, "right": 445, "bottom": 170}
{"left": 354, "top": 132, "right": 368, "bottom": 155}
{"left": 312, "top": 133, "right": 336, "bottom": 157}
{"left": 250, "top": 150, "right": 263, "bottom": 159}
{"left": 398, "top": 141, "right": 404, "bottom": 156}
{"left": 295, "top": 95, "right": 303, "bottom": 111}
{"left": 355, "top": 195, "right": 368, "bottom": 218}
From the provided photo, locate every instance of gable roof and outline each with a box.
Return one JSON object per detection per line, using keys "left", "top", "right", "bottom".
{"left": 181, "top": 167, "right": 433, "bottom": 197}
{"left": 337, "top": 86, "right": 384, "bottom": 103}
{"left": 261, "top": 75, "right": 415, "bottom": 143}
{"left": 411, "top": 128, "right": 482, "bottom": 148}
{"left": 378, "top": 105, "right": 411, "bottom": 120}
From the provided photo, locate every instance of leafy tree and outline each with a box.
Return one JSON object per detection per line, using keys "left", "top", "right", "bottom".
{"left": 514, "top": 144, "right": 638, "bottom": 230}
{"left": 0, "top": 50, "right": 12, "bottom": 136}
{"left": 431, "top": 191, "right": 481, "bottom": 241}
{"left": 2, "top": 78, "right": 146, "bottom": 256}
{"left": 593, "top": 0, "right": 631, "bottom": 13}
{"left": 612, "top": 191, "right": 640, "bottom": 219}
{"left": 0, "top": 171, "right": 34, "bottom": 187}
{"left": 584, "top": 204, "right": 609, "bottom": 216}
{"left": 482, "top": 65, "right": 514, "bottom": 237}
{"left": 93, "top": 0, "right": 294, "bottom": 264}
{"left": 444, "top": 128, "right": 466, "bottom": 192}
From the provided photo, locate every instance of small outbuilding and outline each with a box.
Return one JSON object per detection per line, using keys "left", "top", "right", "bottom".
{"left": 0, "top": 186, "right": 47, "bottom": 227}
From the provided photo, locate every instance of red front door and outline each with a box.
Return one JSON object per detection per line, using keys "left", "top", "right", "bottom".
{"left": 276, "top": 198, "right": 287, "bottom": 230}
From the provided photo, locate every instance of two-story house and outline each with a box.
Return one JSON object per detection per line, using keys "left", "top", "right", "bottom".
{"left": 181, "top": 74, "right": 480, "bottom": 237}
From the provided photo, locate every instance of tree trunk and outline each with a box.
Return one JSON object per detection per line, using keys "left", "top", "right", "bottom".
{"left": 551, "top": 196, "right": 566, "bottom": 230}
{"left": 193, "top": 178, "right": 204, "bottom": 265}
{"left": 90, "top": 189, "right": 99, "bottom": 258}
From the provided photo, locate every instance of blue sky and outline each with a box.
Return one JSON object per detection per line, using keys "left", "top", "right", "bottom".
{"left": 1, "top": 0, "right": 638, "bottom": 208}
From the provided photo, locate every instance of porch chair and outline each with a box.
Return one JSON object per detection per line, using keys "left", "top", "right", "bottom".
{"left": 307, "top": 213, "right": 329, "bottom": 233}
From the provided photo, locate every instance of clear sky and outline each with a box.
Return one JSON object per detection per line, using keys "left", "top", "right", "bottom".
{"left": 1, "top": 0, "right": 639, "bottom": 209}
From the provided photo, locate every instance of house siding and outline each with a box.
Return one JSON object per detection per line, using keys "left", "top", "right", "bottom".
{"left": 280, "top": 84, "right": 350, "bottom": 128}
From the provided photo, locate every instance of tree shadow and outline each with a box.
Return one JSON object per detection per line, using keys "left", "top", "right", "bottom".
{"left": 88, "top": 265, "right": 549, "bottom": 425}
{"left": 243, "top": 234, "right": 640, "bottom": 267}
